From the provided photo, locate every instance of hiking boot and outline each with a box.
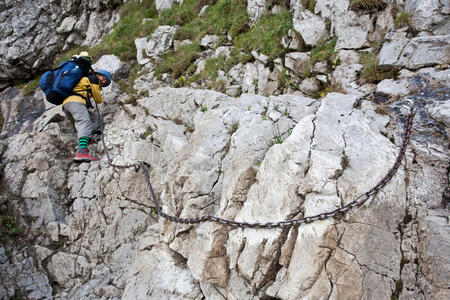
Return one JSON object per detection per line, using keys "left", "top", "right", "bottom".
{"left": 74, "top": 148, "right": 98, "bottom": 163}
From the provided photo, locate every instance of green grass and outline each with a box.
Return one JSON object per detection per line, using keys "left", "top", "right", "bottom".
{"left": 234, "top": 9, "right": 292, "bottom": 60}
{"left": 156, "top": 42, "right": 201, "bottom": 78}
{"left": 309, "top": 37, "right": 337, "bottom": 66}
{"left": 140, "top": 126, "right": 153, "bottom": 139}
{"left": 55, "top": 0, "right": 159, "bottom": 65}
{"left": 156, "top": 0, "right": 250, "bottom": 78}
{"left": 394, "top": 11, "right": 412, "bottom": 29}
{"left": 172, "top": 0, "right": 248, "bottom": 41}
{"left": 102, "top": 0, "right": 159, "bottom": 60}
{"left": 358, "top": 52, "right": 390, "bottom": 83}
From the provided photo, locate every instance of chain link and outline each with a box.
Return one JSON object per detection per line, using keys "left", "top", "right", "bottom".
{"left": 99, "top": 100, "right": 416, "bottom": 229}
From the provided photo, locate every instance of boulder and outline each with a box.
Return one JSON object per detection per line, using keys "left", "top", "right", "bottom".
{"left": 293, "top": 8, "right": 327, "bottom": 46}
{"left": 395, "top": 35, "right": 450, "bottom": 70}
{"left": 334, "top": 12, "right": 371, "bottom": 49}
{"left": 285, "top": 52, "right": 310, "bottom": 75}
{"left": 406, "top": 0, "right": 450, "bottom": 35}
{"left": 135, "top": 25, "right": 178, "bottom": 65}
{"left": 299, "top": 77, "right": 321, "bottom": 94}
{"left": 376, "top": 79, "right": 411, "bottom": 96}
{"left": 200, "top": 35, "right": 220, "bottom": 49}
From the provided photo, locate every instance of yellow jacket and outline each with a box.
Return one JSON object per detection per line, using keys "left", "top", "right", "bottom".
{"left": 62, "top": 77, "right": 103, "bottom": 106}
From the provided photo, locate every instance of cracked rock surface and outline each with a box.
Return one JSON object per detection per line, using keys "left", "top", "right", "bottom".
{"left": 0, "top": 66, "right": 448, "bottom": 299}
{"left": 0, "top": 0, "right": 122, "bottom": 89}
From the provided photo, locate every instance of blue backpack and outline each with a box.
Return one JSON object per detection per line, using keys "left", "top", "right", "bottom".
{"left": 39, "top": 57, "right": 92, "bottom": 105}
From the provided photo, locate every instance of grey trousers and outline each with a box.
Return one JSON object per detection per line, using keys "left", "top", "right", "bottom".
{"left": 63, "top": 102, "right": 101, "bottom": 139}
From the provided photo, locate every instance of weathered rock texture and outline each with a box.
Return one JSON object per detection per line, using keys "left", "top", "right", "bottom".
{"left": 0, "top": 0, "right": 122, "bottom": 89}
{"left": 1, "top": 0, "right": 449, "bottom": 299}
{"left": 0, "top": 60, "right": 448, "bottom": 298}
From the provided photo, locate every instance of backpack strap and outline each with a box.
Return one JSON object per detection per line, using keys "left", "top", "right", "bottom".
{"left": 72, "top": 88, "right": 93, "bottom": 109}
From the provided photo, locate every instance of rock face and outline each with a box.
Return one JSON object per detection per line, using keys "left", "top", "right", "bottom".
{"left": 1, "top": 53, "right": 448, "bottom": 298}
{"left": 1, "top": 0, "right": 449, "bottom": 299}
{"left": 0, "top": 0, "right": 122, "bottom": 89}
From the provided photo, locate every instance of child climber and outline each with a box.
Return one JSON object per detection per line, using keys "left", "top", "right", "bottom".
{"left": 62, "top": 52, "right": 111, "bottom": 163}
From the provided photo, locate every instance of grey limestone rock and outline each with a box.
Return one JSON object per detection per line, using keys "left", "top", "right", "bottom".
{"left": 0, "top": 0, "right": 123, "bottom": 88}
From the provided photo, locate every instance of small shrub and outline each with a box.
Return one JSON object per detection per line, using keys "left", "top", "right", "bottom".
{"left": 310, "top": 37, "right": 338, "bottom": 66}
{"left": 200, "top": 104, "right": 208, "bottom": 112}
{"left": 394, "top": 11, "right": 412, "bottom": 29}
{"left": 359, "top": 52, "right": 390, "bottom": 83}
{"left": 341, "top": 153, "right": 350, "bottom": 169}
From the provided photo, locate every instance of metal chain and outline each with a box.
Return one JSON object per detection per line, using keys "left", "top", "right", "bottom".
{"left": 95, "top": 102, "right": 140, "bottom": 169}
{"left": 99, "top": 100, "right": 416, "bottom": 229}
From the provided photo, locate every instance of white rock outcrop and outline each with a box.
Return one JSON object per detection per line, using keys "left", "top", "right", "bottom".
{"left": 1, "top": 79, "right": 448, "bottom": 298}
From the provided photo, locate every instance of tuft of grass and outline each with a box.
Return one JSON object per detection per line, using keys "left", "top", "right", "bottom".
{"left": 198, "top": 56, "right": 231, "bottom": 81}
{"left": 234, "top": 9, "right": 292, "bottom": 60}
{"left": 21, "top": 76, "right": 41, "bottom": 96}
{"left": 301, "top": 0, "right": 317, "bottom": 12}
{"left": 228, "top": 122, "right": 239, "bottom": 134}
{"left": 394, "top": 11, "right": 412, "bottom": 29}
{"left": 358, "top": 52, "right": 390, "bottom": 83}
{"left": 102, "top": 0, "right": 159, "bottom": 61}
{"left": 156, "top": 43, "right": 201, "bottom": 78}
{"left": 200, "top": 104, "right": 208, "bottom": 112}
{"left": 310, "top": 37, "right": 338, "bottom": 66}
{"left": 262, "top": 124, "right": 292, "bottom": 161}
{"left": 140, "top": 126, "right": 153, "bottom": 139}
{"left": 349, "top": 0, "right": 385, "bottom": 10}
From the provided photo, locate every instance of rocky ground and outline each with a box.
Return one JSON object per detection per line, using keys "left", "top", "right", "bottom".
{"left": 0, "top": 0, "right": 449, "bottom": 299}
